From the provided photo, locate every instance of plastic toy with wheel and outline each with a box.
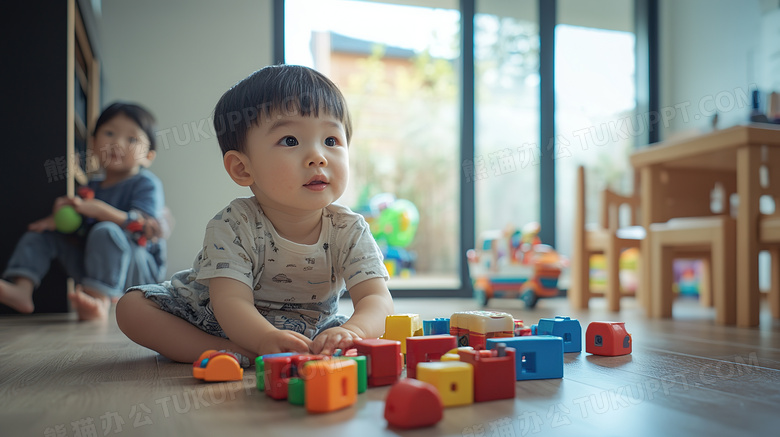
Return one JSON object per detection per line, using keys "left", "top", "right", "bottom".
{"left": 193, "top": 350, "right": 243, "bottom": 382}
{"left": 516, "top": 247, "right": 564, "bottom": 308}
{"left": 468, "top": 223, "right": 566, "bottom": 308}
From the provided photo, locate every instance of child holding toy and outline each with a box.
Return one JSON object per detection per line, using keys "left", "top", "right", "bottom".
{"left": 116, "top": 65, "right": 394, "bottom": 366}
{"left": 0, "top": 102, "right": 167, "bottom": 321}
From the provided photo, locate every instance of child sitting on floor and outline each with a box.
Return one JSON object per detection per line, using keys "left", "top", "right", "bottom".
{"left": 0, "top": 102, "right": 167, "bottom": 321}
{"left": 116, "top": 65, "right": 394, "bottom": 366}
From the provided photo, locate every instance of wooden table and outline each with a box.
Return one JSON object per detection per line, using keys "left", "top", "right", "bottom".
{"left": 630, "top": 124, "right": 780, "bottom": 327}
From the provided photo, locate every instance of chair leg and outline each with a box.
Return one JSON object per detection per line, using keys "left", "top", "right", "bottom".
{"left": 652, "top": 236, "right": 674, "bottom": 319}
{"left": 605, "top": 241, "right": 621, "bottom": 312}
{"left": 569, "top": 250, "right": 591, "bottom": 310}
{"left": 769, "top": 246, "right": 780, "bottom": 319}
{"left": 712, "top": 221, "right": 736, "bottom": 325}
{"left": 723, "top": 220, "right": 736, "bottom": 325}
{"left": 698, "top": 257, "right": 713, "bottom": 307}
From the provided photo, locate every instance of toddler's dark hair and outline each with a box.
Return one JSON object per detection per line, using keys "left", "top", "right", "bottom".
{"left": 93, "top": 102, "right": 158, "bottom": 151}
{"left": 213, "top": 64, "right": 352, "bottom": 155}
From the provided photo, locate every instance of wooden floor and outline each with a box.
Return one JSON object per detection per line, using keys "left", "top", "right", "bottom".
{"left": 2, "top": 295, "right": 780, "bottom": 437}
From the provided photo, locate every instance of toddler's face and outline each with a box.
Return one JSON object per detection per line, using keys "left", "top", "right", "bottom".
{"left": 92, "top": 114, "right": 152, "bottom": 174}
{"left": 243, "top": 112, "right": 349, "bottom": 214}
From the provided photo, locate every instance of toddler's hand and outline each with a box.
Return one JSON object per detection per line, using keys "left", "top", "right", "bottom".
{"left": 71, "top": 197, "right": 108, "bottom": 219}
{"left": 53, "top": 195, "right": 73, "bottom": 212}
{"left": 28, "top": 216, "right": 55, "bottom": 233}
{"left": 140, "top": 215, "right": 164, "bottom": 242}
{"left": 310, "top": 326, "right": 362, "bottom": 355}
{"left": 258, "top": 329, "right": 312, "bottom": 356}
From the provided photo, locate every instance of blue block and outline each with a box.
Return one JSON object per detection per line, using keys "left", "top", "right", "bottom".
{"left": 423, "top": 318, "right": 451, "bottom": 335}
{"left": 535, "top": 316, "right": 582, "bottom": 353}
{"left": 488, "top": 336, "right": 563, "bottom": 380}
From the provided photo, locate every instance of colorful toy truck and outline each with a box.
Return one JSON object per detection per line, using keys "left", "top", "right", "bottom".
{"left": 467, "top": 223, "right": 566, "bottom": 308}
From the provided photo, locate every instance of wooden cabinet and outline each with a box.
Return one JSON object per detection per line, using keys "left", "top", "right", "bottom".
{"left": 0, "top": 0, "right": 101, "bottom": 314}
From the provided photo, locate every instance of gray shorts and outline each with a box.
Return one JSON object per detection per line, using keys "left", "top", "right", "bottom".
{"left": 131, "top": 271, "right": 348, "bottom": 340}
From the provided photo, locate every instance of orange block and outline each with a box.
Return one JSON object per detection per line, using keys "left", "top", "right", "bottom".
{"left": 301, "top": 359, "right": 357, "bottom": 413}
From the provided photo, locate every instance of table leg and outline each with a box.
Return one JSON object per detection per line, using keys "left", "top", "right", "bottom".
{"left": 639, "top": 167, "right": 657, "bottom": 314}
{"left": 737, "top": 146, "right": 761, "bottom": 327}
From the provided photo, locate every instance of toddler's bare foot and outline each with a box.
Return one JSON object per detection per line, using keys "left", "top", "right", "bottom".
{"left": 0, "top": 278, "right": 34, "bottom": 313}
{"left": 69, "top": 285, "right": 110, "bottom": 321}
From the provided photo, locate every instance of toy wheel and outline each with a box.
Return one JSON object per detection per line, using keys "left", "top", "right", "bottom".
{"left": 521, "top": 289, "right": 538, "bottom": 309}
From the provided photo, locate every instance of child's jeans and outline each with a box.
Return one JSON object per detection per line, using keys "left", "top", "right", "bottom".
{"left": 2, "top": 222, "right": 165, "bottom": 298}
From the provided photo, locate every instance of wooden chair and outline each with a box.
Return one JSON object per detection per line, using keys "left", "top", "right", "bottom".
{"left": 649, "top": 216, "right": 736, "bottom": 325}
{"left": 570, "top": 166, "right": 643, "bottom": 312}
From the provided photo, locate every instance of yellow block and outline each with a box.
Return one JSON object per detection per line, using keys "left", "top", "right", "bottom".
{"left": 441, "top": 346, "right": 475, "bottom": 362}
{"left": 417, "top": 361, "right": 473, "bottom": 407}
{"left": 381, "top": 314, "right": 423, "bottom": 354}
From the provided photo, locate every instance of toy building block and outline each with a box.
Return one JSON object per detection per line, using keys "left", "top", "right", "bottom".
{"left": 417, "top": 361, "right": 474, "bottom": 407}
{"left": 192, "top": 350, "right": 243, "bottom": 382}
{"left": 337, "top": 355, "right": 367, "bottom": 393}
{"left": 514, "top": 320, "right": 532, "bottom": 336}
{"left": 263, "top": 354, "right": 326, "bottom": 400}
{"left": 458, "top": 343, "right": 516, "bottom": 402}
{"left": 406, "top": 335, "right": 458, "bottom": 379}
{"left": 255, "top": 352, "right": 296, "bottom": 391}
{"left": 449, "top": 311, "right": 514, "bottom": 350}
{"left": 381, "top": 314, "right": 423, "bottom": 354}
{"left": 384, "top": 378, "right": 443, "bottom": 429}
{"left": 423, "top": 318, "right": 451, "bottom": 335}
{"left": 354, "top": 338, "right": 403, "bottom": 387}
{"left": 488, "top": 336, "right": 563, "bottom": 380}
{"left": 287, "top": 377, "right": 305, "bottom": 406}
{"left": 301, "top": 359, "right": 357, "bottom": 413}
{"left": 533, "top": 316, "right": 582, "bottom": 353}
{"left": 586, "top": 322, "right": 632, "bottom": 356}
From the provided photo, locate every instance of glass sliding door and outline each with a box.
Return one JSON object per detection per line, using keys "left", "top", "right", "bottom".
{"left": 554, "top": 0, "right": 636, "bottom": 270}
{"left": 474, "top": 0, "right": 540, "bottom": 246}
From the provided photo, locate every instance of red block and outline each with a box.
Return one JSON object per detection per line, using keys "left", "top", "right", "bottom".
{"left": 263, "top": 354, "right": 326, "bottom": 400}
{"left": 354, "top": 338, "right": 403, "bottom": 387}
{"left": 458, "top": 346, "right": 516, "bottom": 402}
{"left": 384, "top": 379, "right": 443, "bottom": 429}
{"left": 405, "top": 335, "right": 458, "bottom": 379}
{"left": 586, "top": 322, "right": 632, "bottom": 356}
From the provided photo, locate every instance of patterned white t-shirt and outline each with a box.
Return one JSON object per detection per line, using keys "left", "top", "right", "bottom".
{"left": 179, "top": 197, "right": 388, "bottom": 337}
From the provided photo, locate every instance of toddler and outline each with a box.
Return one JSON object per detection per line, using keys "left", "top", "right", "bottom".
{"left": 116, "top": 65, "right": 394, "bottom": 365}
{"left": 0, "top": 102, "right": 167, "bottom": 321}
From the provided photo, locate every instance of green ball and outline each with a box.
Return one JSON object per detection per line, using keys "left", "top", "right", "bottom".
{"left": 54, "top": 206, "right": 82, "bottom": 234}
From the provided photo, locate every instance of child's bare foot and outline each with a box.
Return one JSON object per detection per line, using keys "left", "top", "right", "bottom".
{"left": 0, "top": 278, "right": 35, "bottom": 313}
{"left": 69, "top": 285, "right": 110, "bottom": 321}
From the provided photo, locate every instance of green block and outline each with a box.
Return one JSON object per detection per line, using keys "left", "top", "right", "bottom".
{"left": 342, "top": 356, "right": 367, "bottom": 393}
{"left": 255, "top": 356, "right": 265, "bottom": 391}
{"left": 288, "top": 377, "right": 305, "bottom": 406}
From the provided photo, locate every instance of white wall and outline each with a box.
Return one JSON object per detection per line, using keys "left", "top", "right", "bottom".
{"left": 99, "top": 0, "right": 273, "bottom": 274}
{"left": 659, "top": 0, "right": 765, "bottom": 138}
